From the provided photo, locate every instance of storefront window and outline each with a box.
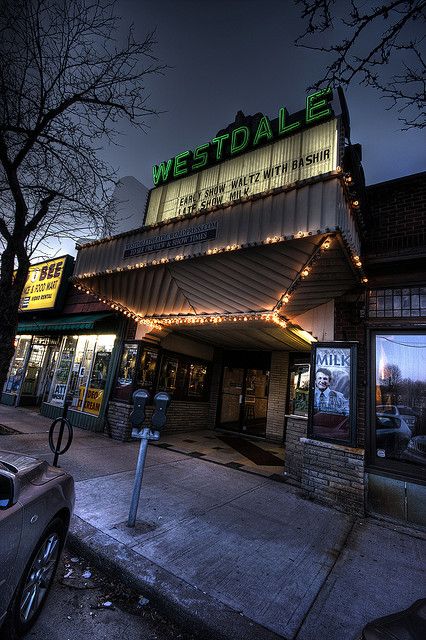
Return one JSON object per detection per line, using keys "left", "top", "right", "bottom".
{"left": 77, "top": 335, "right": 115, "bottom": 416}
{"left": 112, "top": 343, "right": 210, "bottom": 402}
{"left": 188, "top": 363, "right": 208, "bottom": 398}
{"left": 49, "top": 336, "right": 77, "bottom": 406}
{"left": 374, "top": 333, "right": 426, "bottom": 470}
{"left": 114, "top": 343, "right": 139, "bottom": 402}
{"left": 48, "top": 334, "right": 116, "bottom": 416}
{"left": 137, "top": 348, "right": 158, "bottom": 390}
{"left": 4, "top": 336, "right": 32, "bottom": 394}
{"left": 158, "top": 356, "right": 179, "bottom": 395}
{"left": 288, "top": 362, "right": 310, "bottom": 416}
{"left": 69, "top": 335, "right": 97, "bottom": 410}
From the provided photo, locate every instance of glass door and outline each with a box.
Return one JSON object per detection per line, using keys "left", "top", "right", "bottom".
{"left": 219, "top": 367, "right": 269, "bottom": 437}
{"left": 37, "top": 345, "right": 60, "bottom": 405}
{"left": 19, "top": 344, "right": 48, "bottom": 404}
{"left": 219, "top": 367, "right": 245, "bottom": 430}
{"left": 242, "top": 369, "right": 269, "bottom": 437}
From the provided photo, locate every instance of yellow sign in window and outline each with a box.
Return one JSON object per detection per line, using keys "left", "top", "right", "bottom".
{"left": 77, "top": 385, "right": 104, "bottom": 416}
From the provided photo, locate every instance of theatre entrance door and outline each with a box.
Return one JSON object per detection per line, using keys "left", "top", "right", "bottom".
{"left": 218, "top": 365, "right": 270, "bottom": 438}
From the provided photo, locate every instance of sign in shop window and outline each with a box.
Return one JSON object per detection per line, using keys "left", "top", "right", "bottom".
{"left": 308, "top": 342, "right": 357, "bottom": 446}
{"left": 49, "top": 337, "right": 77, "bottom": 405}
{"left": 48, "top": 334, "right": 115, "bottom": 416}
{"left": 372, "top": 332, "right": 426, "bottom": 475}
{"left": 4, "top": 336, "right": 32, "bottom": 394}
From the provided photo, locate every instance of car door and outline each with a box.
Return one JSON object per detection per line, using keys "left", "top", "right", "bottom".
{"left": 0, "top": 494, "right": 23, "bottom": 622}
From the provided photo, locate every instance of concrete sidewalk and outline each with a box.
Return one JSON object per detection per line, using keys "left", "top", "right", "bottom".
{"left": 1, "top": 404, "right": 425, "bottom": 640}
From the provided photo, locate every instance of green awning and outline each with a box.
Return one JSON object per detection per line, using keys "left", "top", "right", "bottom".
{"left": 17, "top": 312, "right": 114, "bottom": 334}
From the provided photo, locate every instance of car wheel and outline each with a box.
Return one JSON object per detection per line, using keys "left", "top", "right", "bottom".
{"left": 2, "top": 517, "right": 66, "bottom": 639}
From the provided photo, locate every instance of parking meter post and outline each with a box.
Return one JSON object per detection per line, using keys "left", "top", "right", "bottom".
{"left": 127, "top": 427, "right": 151, "bottom": 528}
{"left": 127, "top": 390, "right": 170, "bottom": 528}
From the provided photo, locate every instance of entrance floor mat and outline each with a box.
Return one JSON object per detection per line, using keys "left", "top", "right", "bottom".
{"left": 217, "top": 435, "right": 284, "bottom": 466}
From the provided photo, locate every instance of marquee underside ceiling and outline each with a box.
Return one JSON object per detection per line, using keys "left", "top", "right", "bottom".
{"left": 84, "top": 233, "right": 357, "bottom": 323}
{"left": 160, "top": 321, "right": 314, "bottom": 351}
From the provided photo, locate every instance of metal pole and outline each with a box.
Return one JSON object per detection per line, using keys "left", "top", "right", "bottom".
{"left": 127, "top": 427, "right": 151, "bottom": 527}
{"left": 52, "top": 400, "right": 70, "bottom": 467}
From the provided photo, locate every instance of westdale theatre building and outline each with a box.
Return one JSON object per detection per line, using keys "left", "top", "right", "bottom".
{"left": 72, "top": 89, "right": 426, "bottom": 525}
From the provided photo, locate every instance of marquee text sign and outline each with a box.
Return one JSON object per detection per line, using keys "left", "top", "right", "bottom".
{"left": 152, "top": 89, "right": 334, "bottom": 187}
{"left": 123, "top": 222, "right": 218, "bottom": 258}
{"left": 146, "top": 117, "right": 338, "bottom": 225}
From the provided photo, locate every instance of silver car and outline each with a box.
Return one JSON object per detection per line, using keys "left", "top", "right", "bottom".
{"left": 0, "top": 451, "right": 75, "bottom": 639}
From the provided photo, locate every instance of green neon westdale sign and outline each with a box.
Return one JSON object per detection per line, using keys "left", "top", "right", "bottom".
{"left": 152, "top": 89, "right": 334, "bottom": 187}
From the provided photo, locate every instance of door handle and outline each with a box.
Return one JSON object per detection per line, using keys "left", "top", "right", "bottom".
{"left": 239, "top": 395, "right": 243, "bottom": 404}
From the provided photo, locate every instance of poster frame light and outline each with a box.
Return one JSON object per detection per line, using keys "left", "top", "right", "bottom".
{"left": 307, "top": 341, "right": 358, "bottom": 447}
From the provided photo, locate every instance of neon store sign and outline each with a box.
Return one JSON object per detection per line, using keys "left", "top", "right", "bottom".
{"left": 152, "top": 89, "right": 334, "bottom": 187}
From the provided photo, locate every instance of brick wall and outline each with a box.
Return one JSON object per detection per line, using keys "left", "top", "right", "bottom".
{"left": 300, "top": 437, "right": 365, "bottom": 516}
{"left": 284, "top": 416, "right": 308, "bottom": 482}
{"left": 62, "top": 289, "right": 112, "bottom": 314}
{"left": 107, "top": 399, "right": 209, "bottom": 441}
{"left": 107, "top": 401, "right": 132, "bottom": 440}
{"left": 365, "top": 172, "right": 426, "bottom": 257}
{"left": 207, "top": 349, "right": 223, "bottom": 429}
{"left": 266, "top": 351, "right": 289, "bottom": 442}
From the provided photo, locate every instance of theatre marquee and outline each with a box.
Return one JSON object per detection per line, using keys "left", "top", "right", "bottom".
{"left": 146, "top": 91, "right": 342, "bottom": 226}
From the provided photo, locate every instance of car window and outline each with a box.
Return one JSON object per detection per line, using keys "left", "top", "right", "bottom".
{"left": 376, "top": 416, "right": 400, "bottom": 429}
{"left": 0, "top": 474, "right": 13, "bottom": 508}
{"left": 376, "top": 405, "right": 397, "bottom": 414}
{"left": 397, "top": 406, "right": 416, "bottom": 416}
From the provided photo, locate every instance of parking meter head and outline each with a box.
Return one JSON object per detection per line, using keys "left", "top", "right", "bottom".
{"left": 151, "top": 392, "right": 171, "bottom": 431}
{"left": 130, "top": 389, "right": 150, "bottom": 429}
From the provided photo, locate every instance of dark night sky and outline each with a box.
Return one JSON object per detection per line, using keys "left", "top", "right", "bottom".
{"left": 104, "top": 0, "right": 425, "bottom": 190}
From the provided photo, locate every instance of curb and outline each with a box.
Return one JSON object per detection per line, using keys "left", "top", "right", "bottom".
{"left": 68, "top": 516, "right": 286, "bottom": 640}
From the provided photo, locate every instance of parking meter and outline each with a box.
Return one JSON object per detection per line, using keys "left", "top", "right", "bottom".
{"left": 151, "top": 391, "right": 171, "bottom": 436}
{"left": 127, "top": 390, "right": 170, "bottom": 528}
{"left": 130, "top": 389, "right": 149, "bottom": 436}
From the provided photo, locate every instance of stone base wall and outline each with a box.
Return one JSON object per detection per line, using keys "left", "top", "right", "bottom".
{"left": 300, "top": 437, "right": 365, "bottom": 516}
{"left": 284, "top": 416, "right": 308, "bottom": 481}
{"left": 107, "top": 401, "right": 133, "bottom": 440}
{"left": 107, "top": 400, "right": 210, "bottom": 441}
{"left": 266, "top": 351, "right": 289, "bottom": 442}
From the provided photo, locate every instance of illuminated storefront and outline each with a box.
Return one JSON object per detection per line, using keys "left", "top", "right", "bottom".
{"left": 70, "top": 93, "right": 425, "bottom": 524}
{"left": 2, "top": 256, "right": 123, "bottom": 431}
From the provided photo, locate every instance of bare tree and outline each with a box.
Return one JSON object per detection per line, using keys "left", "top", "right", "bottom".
{"left": 380, "top": 363, "right": 403, "bottom": 403}
{"left": 295, "top": 0, "right": 426, "bottom": 129}
{"left": 0, "top": 0, "right": 164, "bottom": 394}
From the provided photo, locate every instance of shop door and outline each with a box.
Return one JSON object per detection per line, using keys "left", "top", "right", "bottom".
{"left": 19, "top": 344, "right": 48, "bottom": 405}
{"left": 218, "top": 367, "right": 269, "bottom": 437}
{"left": 37, "top": 346, "right": 60, "bottom": 404}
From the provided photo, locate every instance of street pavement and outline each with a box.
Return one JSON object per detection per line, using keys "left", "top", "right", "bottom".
{"left": 1, "top": 404, "right": 425, "bottom": 640}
